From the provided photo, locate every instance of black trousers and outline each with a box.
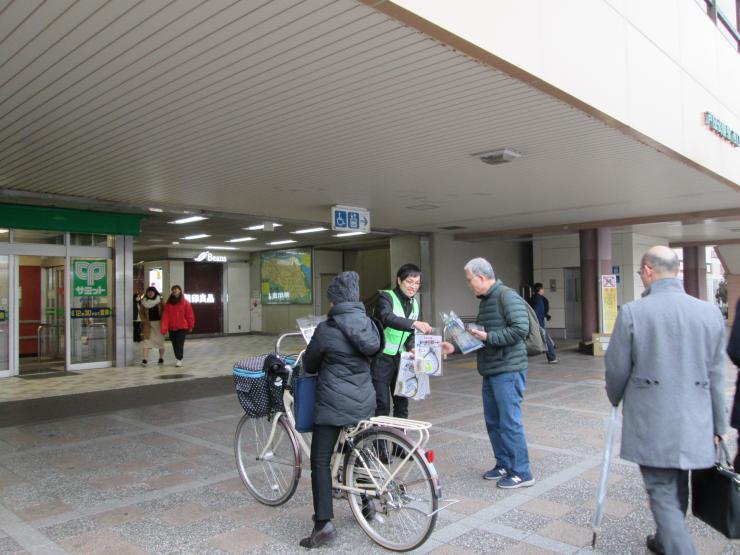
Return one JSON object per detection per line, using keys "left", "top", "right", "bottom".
{"left": 371, "top": 352, "right": 409, "bottom": 418}
{"left": 735, "top": 435, "right": 740, "bottom": 473}
{"left": 169, "top": 329, "right": 187, "bottom": 360}
{"left": 310, "top": 424, "right": 341, "bottom": 521}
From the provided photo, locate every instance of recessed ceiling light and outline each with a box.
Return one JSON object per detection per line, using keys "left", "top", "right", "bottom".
{"left": 148, "top": 207, "right": 164, "bottom": 213}
{"left": 292, "top": 227, "right": 327, "bottom": 234}
{"left": 181, "top": 234, "right": 210, "bottom": 240}
{"left": 205, "top": 245, "right": 238, "bottom": 250}
{"left": 266, "top": 239, "right": 296, "bottom": 245}
{"left": 334, "top": 232, "right": 366, "bottom": 237}
{"left": 169, "top": 216, "right": 208, "bottom": 224}
{"left": 226, "top": 237, "right": 256, "bottom": 243}
{"left": 244, "top": 223, "right": 283, "bottom": 231}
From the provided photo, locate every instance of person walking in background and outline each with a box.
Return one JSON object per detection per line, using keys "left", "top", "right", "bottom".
{"left": 459, "top": 257, "right": 535, "bottom": 489}
{"left": 530, "top": 283, "right": 558, "bottom": 364}
{"left": 139, "top": 286, "right": 165, "bottom": 367}
{"left": 605, "top": 246, "right": 727, "bottom": 555}
{"left": 161, "top": 285, "right": 195, "bottom": 368}
{"left": 299, "top": 271, "right": 382, "bottom": 549}
{"left": 371, "top": 263, "right": 433, "bottom": 419}
{"left": 726, "top": 297, "right": 740, "bottom": 472}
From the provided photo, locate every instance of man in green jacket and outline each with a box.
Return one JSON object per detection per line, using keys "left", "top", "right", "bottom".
{"left": 464, "top": 257, "right": 535, "bottom": 488}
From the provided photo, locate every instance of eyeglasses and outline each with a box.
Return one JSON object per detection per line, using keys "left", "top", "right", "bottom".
{"left": 402, "top": 278, "right": 421, "bottom": 287}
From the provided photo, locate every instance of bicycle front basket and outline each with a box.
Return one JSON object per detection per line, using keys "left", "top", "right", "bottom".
{"left": 233, "top": 367, "right": 271, "bottom": 418}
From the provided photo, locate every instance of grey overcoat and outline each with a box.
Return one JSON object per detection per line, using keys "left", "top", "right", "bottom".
{"left": 605, "top": 278, "right": 727, "bottom": 469}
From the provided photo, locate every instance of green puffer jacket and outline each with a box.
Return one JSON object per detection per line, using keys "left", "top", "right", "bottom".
{"left": 475, "top": 280, "right": 529, "bottom": 377}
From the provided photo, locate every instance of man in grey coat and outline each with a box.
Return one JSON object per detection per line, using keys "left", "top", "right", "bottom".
{"left": 605, "top": 246, "right": 727, "bottom": 555}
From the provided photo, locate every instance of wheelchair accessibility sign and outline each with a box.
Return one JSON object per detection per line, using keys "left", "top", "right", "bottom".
{"left": 331, "top": 205, "right": 370, "bottom": 233}
{"left": 73, "top": 259, "right": 108, "bottom": 296}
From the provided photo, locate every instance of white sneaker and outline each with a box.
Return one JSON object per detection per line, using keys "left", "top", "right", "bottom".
{"left": 175, "top": 360, "right": 182, "bottom": 368}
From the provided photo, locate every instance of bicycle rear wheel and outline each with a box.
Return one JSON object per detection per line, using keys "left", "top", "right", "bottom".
{"left": 343, "top": 428, "right": 439, "bottom": 552}
{"left": 234, "top": 413, "right": 300, "bottom": 505}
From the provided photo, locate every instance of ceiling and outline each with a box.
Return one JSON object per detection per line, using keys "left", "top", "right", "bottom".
{"left": 0, "top": 0, "right": 738, "bottom": 247}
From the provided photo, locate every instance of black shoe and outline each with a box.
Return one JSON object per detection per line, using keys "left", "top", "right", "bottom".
{"left": 361, "top": 497, "right": 376, "bottom": 522}
{"left": 299, "top": 521, "right": 337, "bottom": 549}
{"left": 158, "top": 358, "right": 164, "bottom": 365}
{"left": 646, "top": 534, "right": 665, "bottom": 555}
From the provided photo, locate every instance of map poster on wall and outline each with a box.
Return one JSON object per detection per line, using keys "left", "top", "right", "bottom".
{"left": 261, "top": 250, "right": 312, "bottom": 305}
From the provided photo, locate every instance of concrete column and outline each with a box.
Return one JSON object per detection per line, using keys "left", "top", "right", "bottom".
{"left": 579, "top": 229, "right": 599, "bottom": 347}
{"left": 598, "top": 228, "right": 613, "bottom": 276}
{"left": 682, "top": 246, "right": 706, "bottom": 300}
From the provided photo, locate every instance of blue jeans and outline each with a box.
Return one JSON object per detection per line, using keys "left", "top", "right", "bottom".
{"left": 482, "top": 370, "right": 532, "bottom": 479}
{"left": 545, "top": 331, "right": 557, "bottom": 362}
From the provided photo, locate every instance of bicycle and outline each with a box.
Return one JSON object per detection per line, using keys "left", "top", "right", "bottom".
{"left": 234, "top": 332, "right": 450, "bottom": 552}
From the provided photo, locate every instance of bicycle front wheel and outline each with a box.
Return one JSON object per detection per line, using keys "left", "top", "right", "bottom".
{"left": 343, "top": 428, "right": 439, "bottom": 552}
{"left": 234, "top": 413, "right": 301, "bottom": 506}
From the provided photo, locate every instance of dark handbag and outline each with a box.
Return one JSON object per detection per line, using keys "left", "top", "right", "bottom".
{"left": 294, "top": 373, "right": 317, "bottom": 433}
{"left": 691, "top": 440, "right": 740, "bottom": 539}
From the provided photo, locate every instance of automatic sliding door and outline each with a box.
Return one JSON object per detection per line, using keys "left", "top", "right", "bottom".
{"left": 70, "top": 257, "right": 114, "bottom": 365}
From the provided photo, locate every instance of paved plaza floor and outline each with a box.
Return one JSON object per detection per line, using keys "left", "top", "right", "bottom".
{"left": 0, "top": 337, "right": 738, "bottom": 554}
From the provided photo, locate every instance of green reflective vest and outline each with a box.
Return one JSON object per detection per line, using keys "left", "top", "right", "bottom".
{"left": 382, "top": 289, "right": 420, "bottom": 356}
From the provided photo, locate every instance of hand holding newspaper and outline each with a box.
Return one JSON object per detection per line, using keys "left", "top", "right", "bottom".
{"left": 440, "top": 310, "right": 484, "bottom": 354}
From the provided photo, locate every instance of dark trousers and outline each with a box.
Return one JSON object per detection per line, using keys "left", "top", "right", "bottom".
{"left": 310, "top": 424, "right": 341, "bottom": 522}
{"left": 639, "top": 466, "right": 696, "bottom": 555}
{"left": 371, "top": 353, "right": 408, "bottom": 418}
{"left": 169, "top": 329, "right": 187, "bottom": 360}
{"left": 544, "top": 331, "right": 557, "bottom": 362}
{"left": 735, "top": 435, "right": 740, "bottom": 473}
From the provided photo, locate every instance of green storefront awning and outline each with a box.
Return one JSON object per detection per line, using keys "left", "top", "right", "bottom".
{"left": 0, "top": 204, "right": 143, "bottom": 236}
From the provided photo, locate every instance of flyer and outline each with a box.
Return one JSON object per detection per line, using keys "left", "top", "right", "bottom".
{"left": 440, "top": 310, "right": 484, "bottom": 355}
{"left": 296, "top": 315, "right": 326, "bottom": 344}
{"left": 414, "top": 334, "right": 443, "bottom": 376}
{"left": 394, "top": 352, "right": 430, "bottom": 400}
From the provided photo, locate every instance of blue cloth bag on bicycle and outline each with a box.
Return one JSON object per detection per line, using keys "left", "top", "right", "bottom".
{"left": 294, "top": 373, "right": 317, "bottom": 433}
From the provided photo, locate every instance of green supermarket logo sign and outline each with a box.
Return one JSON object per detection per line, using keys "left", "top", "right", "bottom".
{"left": 704, "top": 112, "right": 740, "bottom": 148}
{"left": 73, "top": 259, "right": 107, "bottom": 296}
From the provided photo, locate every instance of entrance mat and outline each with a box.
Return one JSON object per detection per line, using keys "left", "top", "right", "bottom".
{"left": 157, "top": 373, "right": 194, "bottom": 380}
{"left": 18, "top": 371, "right": 81, "bottom": 380}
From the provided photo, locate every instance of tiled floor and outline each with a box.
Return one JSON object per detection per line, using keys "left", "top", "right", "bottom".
{"left": 0, "top": 342, "right": 738, "bottom": 554}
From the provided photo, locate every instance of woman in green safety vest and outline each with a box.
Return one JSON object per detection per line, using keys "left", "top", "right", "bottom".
{"left": 371, "top": 263, "right": 433, "bottom": 418}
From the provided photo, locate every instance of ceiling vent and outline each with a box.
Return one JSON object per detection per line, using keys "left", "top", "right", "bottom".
{"left": 472, "top": 148, "right": 522, "bottom": 165}
{"left": 439, "top": 225, "right": 466, "bottom": 230}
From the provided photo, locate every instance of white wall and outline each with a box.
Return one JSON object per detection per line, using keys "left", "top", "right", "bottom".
{"left": 532, "top": 235, "right": 580, "bottom": 329}
{"left": 225, "top": 262, "right": 250, "bottom": 333}
{"left": 431, "top": 233, "right": 528, "bottom": 323}
{"left": 394, "top": 0, "right": 740, "bottom": 186}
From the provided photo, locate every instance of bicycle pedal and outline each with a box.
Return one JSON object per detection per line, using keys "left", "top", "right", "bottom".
{"left": 332, "top": 488, "right": 346, "bottom": 500}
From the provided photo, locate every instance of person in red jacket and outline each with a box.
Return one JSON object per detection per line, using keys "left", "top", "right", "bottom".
{"left": 161, "top": 285, "right": 195, "bottom": 368}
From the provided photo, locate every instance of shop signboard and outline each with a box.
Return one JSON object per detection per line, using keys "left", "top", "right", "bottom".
{"left": 71, "top": 306, "right": 112, "bottom": 318}
{"left": 73, "top": 259, "right": 107, "bottom": 296}
{"left": 600, "top": 274, "right": 618, "bottom": 335}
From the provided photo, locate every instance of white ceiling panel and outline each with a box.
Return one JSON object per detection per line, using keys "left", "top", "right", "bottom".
{"left": 0, "top": 0, "right": 737, "bottom": 245}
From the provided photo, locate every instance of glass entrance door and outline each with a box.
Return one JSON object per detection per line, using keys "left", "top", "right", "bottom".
{"left": 18, "top": 256, "right": 66, "bottom": 374}
{"left": 0, "top": 256, "right": 9, "bottom": 376}
{"left": 70, "top": 257, "right": 114, "bottom": 367}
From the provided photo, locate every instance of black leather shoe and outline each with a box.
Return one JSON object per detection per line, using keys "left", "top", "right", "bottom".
{"left": 646, "top": 534, "right": 665, "bottom": 555}
{"left": 299, "top": 521, "right": 337, "bottom": 549}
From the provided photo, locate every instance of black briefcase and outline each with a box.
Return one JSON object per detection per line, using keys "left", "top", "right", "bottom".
{"left": 691, "top": 441, "right": 740, "bottom": 539}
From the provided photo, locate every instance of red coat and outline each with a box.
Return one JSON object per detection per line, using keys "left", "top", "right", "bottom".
{"left": 161, "top": 298, "right": 195, "bottom": 334}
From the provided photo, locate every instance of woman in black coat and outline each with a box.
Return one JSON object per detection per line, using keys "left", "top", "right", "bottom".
{"left": 727, "top": 298, "right": 740, "bottom": 472}
{"left": 299, "top": 271, "right": 383, "bottom": 549}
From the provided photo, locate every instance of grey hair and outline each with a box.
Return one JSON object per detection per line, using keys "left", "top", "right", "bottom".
{"left": 642, "top": 246, "right": 679, "bottom": 275}
{"left": 464, "top": 257, "right": 495, "bottom": 280}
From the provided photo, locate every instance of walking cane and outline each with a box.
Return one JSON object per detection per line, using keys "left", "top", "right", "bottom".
{"left": 591, "top": 405, "right": 619, "bottom": 548}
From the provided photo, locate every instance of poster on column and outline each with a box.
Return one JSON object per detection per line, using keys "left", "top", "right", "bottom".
{"left": 600, "top": 274, "right": 618, "bottom": 334}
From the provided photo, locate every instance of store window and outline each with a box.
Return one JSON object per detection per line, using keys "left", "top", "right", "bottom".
{"left": 12, "top": 229, "right": 65, "bottom": 244}
{"left": 0, "top": 229, "right": 8, "bottom": 243}
{"left": 70, "top": 233, "right": 113, "bottom": 247}
{"left": 69, "top": 257, "right": 115, "bottom": 364}
{"left": 0, "top": 256, "right": 8, "bottom": 372}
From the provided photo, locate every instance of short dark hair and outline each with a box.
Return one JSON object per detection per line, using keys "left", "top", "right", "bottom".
{"left": 533, "top": 282, "right": 544, "bottom": 292}
{"left": 397, "top": 263, "right": 421, "bottom": 281}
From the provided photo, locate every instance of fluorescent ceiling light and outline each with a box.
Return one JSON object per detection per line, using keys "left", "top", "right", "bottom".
{"left": 226, "top": 237, "right": 256, "bottom": 243}
{"left": 181, "top": 234, "right": 210, "bottom": 240}
{"left": 292, "top": 227, "right": 327, "bottom": 234}
{"left": 334, "top": 232, "right": 366, "bottom": 237}
{"left": 206, "top": 246, "right": 238, "bottom": 250}
{"left": 266, "top": 240, "right": 296, "bottom": 245}
{"left": 172, "top": 241, "right": 180, "bottom": 245}
{"left": 169, "top": 216, "right": 208, "bottom": 224}
{"left": 0, "top": 229, "right": 7, "bottom": 234}
{"left": 244, "top": 223, "right": 283, "bottom": 231}
{"left": 148, "top": 207, "right": 163, "bottom": 213}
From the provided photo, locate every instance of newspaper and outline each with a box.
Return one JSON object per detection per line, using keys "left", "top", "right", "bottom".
{"left": 440, "top": 310, "right": 484, "bottom": 355}
{"left": 414, "top": 334, "right": 443, "bottom": 376}
{"left": 296, "top": 315, "right": 327, "bottom": 344}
